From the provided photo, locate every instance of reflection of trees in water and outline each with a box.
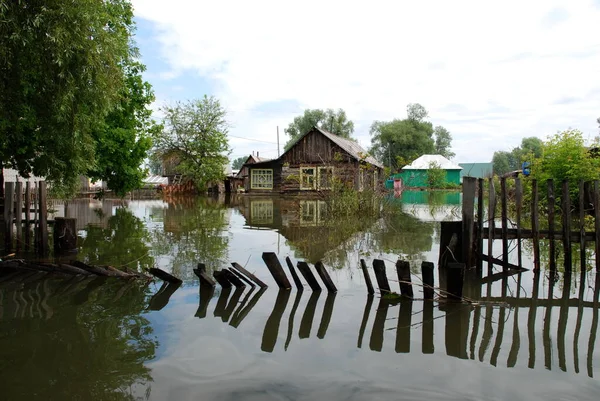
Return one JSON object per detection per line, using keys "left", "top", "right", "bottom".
{"left": 150, "top": 196, "right": 229, "bottom": 280}
{"left": 0, "top": 278, "right": 156, "bottom": 400}
{"left": 77, "top": 208, "right": 155, "bottom": 272}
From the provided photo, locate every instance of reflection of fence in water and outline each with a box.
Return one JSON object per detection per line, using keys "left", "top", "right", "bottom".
{"left": 193, "top": 272, "right": 600, "bottom": 378}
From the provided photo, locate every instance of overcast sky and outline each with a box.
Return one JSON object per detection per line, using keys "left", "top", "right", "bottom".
{"left": 131, "top": 0, "right": 600, "bottom": 164}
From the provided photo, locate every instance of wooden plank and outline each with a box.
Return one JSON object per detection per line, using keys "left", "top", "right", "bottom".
{"left": 193, "top": 263, "right": 216, "bottom": 288}
{"left": 447, "top": 262, "right": 465, "bottom": 300}
{"left": 562, "top": 180, "right": 572, "bottom": 272}
{"left": 38, "top": 181, "right": 48, "bottom": 256}
{"left": 296, "top": 261, "right": 322, "bottom": 291}
{"left": 421, "top": 261, "right": 435, "bottom": 300}
{"left": 483, "top": 227, "right": 600, "bottom": 242}
{"left": 285, "top": 256, "right": 303, "bottom": 289}
{"left": 487, "top": 177, "right": 495, "bottom": 264}
{"left": 230, "top": 262, "right": 268, "bottom": 289}
{"left": 531, "top": 179, "right": 540, "bottom": 271}
{"left": 15, "top": 182, "right": 22, "bottom": 251}
{"left": 395, "top": 260, "right": 413, "bottom": 298}
{"left": 3, "top": 182, "right": 14, "bottom": 252}
{"left": 262, "top": 252, "right": 291, "bottom": 289}
{"left": 477, "top": 178, "right": 484, "bottom": 272}
{"left": 228, "top": 268, "right": 255, "bottom": 289}
{"left": 579, "top": 180, "right": 586, "bottom": 272}
{"left": 500, "top": 177, "right": 508, "bottom": 270}
{"left": 314, "top": 261, "right": 337, "bottom": 293}
{"left": 480, "top": 253, "right": 530, "bottom": 272}
{"left": 360, "top": 259, "right": 375, "bottom": 295}
{"left": 372, "top": 259, "right": 391, "bottom": 294}
{"left": 24, "top": 182, "right": 30, "bottom": 250}
{"left": 220, "top": 269, "right": 246, "bottom": 288}
{"left": 548, "top": 179, "right": 556, "bottom": 272}
{"left": 515, "top": 177, "right": 522, "bottom": 267}
{"left": 462, "top": 177, "right": 477, "bottom": 267}
{"left": 595, "top": 180, "right": 600, "bottom": 271}
{"left": 148, "top": 267, "right": 183, "bottom": 284}
{"left": 213, "top": 270, "right": 233, "bottom": 289}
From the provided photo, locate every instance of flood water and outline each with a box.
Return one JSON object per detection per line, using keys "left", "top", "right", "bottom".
{"left": 1, "top": 192, "right": 600, "bottom": 400}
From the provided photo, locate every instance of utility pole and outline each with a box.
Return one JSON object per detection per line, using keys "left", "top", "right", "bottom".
{"left": 277, "top": 126, "right": 280, "bottom": 157}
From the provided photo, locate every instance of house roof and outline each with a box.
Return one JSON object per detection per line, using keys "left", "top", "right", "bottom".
{"left": 403, "top": 155, "right": 462, "bottom": 170}
{"left": 284, "top": 126, "right": 383, "bottom": 168}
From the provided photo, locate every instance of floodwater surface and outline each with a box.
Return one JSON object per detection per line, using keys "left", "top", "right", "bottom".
{"left": 1, "top": 193, "right": 599, "bottom": 400}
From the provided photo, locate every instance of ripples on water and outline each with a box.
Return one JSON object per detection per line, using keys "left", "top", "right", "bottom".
{"left": 1, "top": 194, "right": 600, "bottom": 400}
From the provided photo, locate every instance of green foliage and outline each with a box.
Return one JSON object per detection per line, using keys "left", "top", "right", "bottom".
{"left": 151, "top": 96, "right": 230, "bottom": 191}
{"left": 370, "top": 103, "right": 453, "bottom": 170}
{"left": 87, "top": 62, "right": 161, "bottom": 197}
{"left": 426, "top": 161, "right": 446, "bottom": 188}
{"left": 433, "top": 126, "right": 455, "bottom": 159}
{"left": 0, "top": 0, "right": 136, "bottom": 194}
{"left": 231, "top": 156, "right": 247, "bottom": 170}
{"left": 492, "top": 137, "right": 543, "bottom": 176}
{"left": 284, "top": 108, "right": 355, "bottom": 150}
{"left": 325, "top": 177, "right": 382, "bottom": 218}
{"left": 530, "top": 129, "right": 600, "bottom": 187}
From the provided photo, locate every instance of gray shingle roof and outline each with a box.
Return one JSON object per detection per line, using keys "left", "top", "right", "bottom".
{"left": 314, "top": 127, "right": 383, "bottom": 168}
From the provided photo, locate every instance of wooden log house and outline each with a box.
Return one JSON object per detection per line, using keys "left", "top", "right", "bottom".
{"left": 243, "top": 127, "right": 384, "bottom": 193}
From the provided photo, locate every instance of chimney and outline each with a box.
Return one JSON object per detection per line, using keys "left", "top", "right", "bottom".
{"left": 257, "top": 151, "right": 259, "bottom": 158}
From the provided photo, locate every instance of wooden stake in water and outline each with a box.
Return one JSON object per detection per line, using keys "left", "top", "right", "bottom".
{"left": 38, "top": 181, "right": 48, "bottom": 256}
{"left": 3, "top": 182, "right": 14, "bottom": 252}
{"left": 531, "top": 179, "right": 540, "bottom": 271}
{"left": 421, "top": 261, "right": 435, "bottom": 300}
{"left": 548, "top": 179, "right": 556, "bottom": 272}
{"left": 372, "top": 259, "right": 391, "bottom": 294}
{"left": 488, "top": 177, "right": 496, "bottom": 272}
{"left": 262, "top": 252, "right": 292, "bottom": 290}
{"left": 595, "top": 181, "right": 600, "bottom": 271}
{"left": 477, "top": 178, "right": 484, "bottom": 273}
{"left": 500, "top": 177, "right": 508, "bottom": 270}
{"left": 462, "top": 177, "right": 477, "bottom": 267}
{"left": 562, "top": 180, "right": 572, "bottom": 272}
{"left": 25, "top": 182, "right": 31, "bottom": 250}
{"left": 395, "top": 260, "right": 413, "bottom": 298}
{"left": 360, "top": 259, "right": 375, "bottom": 295}
{"left": 15, "top": 181, "right": 22, "bottom": 251}
{"left": 515, "top": 177, "right": 522, "bottom": 267}
{"left": 579, "top": 180, "right": 587, "bottom": 272}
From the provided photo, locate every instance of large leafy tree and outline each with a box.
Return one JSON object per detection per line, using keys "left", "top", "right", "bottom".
{"left": 492, "top": 136, "right": 543, "bottom": 175}
{"left": 0, "top": 0, "right": 137, "bottom": 196}
{"left": 284, "top": 108, "right": 355, "bottom": 150}
{"left": 433, "top": 126, "right": 455, "bottom": 159}
{"left": 231, "top": 156, "right": 247, "bottom": 170}
{"left": 151, "top": 96, "right": 230, "bottom": 191}
{"left": 87, "top": 62, "right": 161, "bottom": 197}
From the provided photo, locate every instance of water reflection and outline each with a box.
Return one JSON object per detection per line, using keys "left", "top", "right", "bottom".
{"left": 191, "top": 272, "right": 600, "bottom": 378}
{"left": 0, "top": 277, "right": 157, "bottom": 400}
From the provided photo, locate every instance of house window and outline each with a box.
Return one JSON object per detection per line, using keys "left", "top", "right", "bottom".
{"left": 250, "top": 169, "right": 273, "bottom": 189}
{"left": 300, "top": 200, "right": 317, "bottom": 225}
{"left": 300, "top": 167, "right": 316, "bottom": 190}
{"left": 318, "top": 167, "right": 334, "bottom": 189}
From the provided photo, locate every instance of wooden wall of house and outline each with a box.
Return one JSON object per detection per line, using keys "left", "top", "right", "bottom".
{"left": 281, "top": 130, "right": 355, "bottom": 165}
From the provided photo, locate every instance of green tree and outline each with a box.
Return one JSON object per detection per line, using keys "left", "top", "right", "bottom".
{"left": 87, "top": 62, "right": 161, "bottom": 197}
{"left": 370, "top": 104, "right": 436, "bottom": 170}
{"left": 151, "top": 96, "right": 230, "bottom": 191}
{"left": 433, "top": 126, "right": 455, "bottom": 159}
{"left": 492, "top": 137, "right": 543, "bottom": 176}
{"left": 492, "top": 151, "right": 515, "bottom": 175}
{"left": 284, "top": 108, "right": 355, "bottom": 150}
{"left": 0, "top": 0, "right": 137, "bottom": 195}
{"left": 426, "top": 161, "right": 446, "bottom": 188}
{"left": 231, "top": 156, "right": 247, "bottom": 170}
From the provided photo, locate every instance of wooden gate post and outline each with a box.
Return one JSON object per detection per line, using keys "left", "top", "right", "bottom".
{"left": 462, "top": 177, "right": 477, "bottom": 268}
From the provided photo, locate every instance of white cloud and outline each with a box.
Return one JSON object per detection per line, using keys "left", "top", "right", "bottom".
{"left": 132, "top": 0, "right": 600, "bottom": 163}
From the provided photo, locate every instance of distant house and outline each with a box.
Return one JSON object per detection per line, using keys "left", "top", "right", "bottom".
{"left": 243, "top": 127, "right": 384, "bottom": 193}
{"left": 235, "top": 153, "right": 271, "bottom": 192}
{"left": 397, "top": 155, "right": 462, "bottom": 188}
{"left": 458, "top": 162, "right": 493, "bottom": 181}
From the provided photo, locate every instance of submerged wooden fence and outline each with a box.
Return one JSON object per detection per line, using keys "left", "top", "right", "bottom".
{"left": 461, "top": 176, "right": 600, "bottom": 273}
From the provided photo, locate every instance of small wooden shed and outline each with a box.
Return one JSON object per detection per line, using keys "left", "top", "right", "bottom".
{"left": 396, "top": 155, "right": 462, "bottom": 188}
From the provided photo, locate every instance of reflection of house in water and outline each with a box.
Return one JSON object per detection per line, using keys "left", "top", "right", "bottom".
{"left": 236, "top": 196, "right": 375, "bottom": 263}
{"left": 398, "top": 190, "right": 461, "bottom": 222}
{"left": 51, "top": 199, "right": 126, "bottom": 230}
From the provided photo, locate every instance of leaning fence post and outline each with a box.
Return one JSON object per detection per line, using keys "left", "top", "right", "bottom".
{"left": 562, "top": 180, "right": 572, "bottom": 272}
{"left": 262, "top": 252, "right": 292, "bottom": 290}
{"left": 531, "top": 179, "right": 540, "bottom": 271}
{"left": 500, "top": 177, "right": 508, "bottom": 270}
{"left": 421, "top": 261, "right": 435, "bottom": 300}
{"left": 477, "top": 178, "right": 484, "bottom": 273}
{"left": 315, "top": 261, "right": 337, "bottom": 293}
{"left": 595, "top": 181, "right": 600, "bottom": 271}
{"left": 15, "top": 181, "right": 22, "bottom": 251}
{"left": 360, "top": 259, "right": 375, "bottom": 295}
{"left": 548, "top": 179, "right": 556, "bottom": 272}
{"left": 462, "top": 177, "right": 477, "bottom": 267}
{"left": 297, "top": 261, "right": 322, "bottom": 291}
{"left": 579, "top": 180, "right": 587, "bottom": 272}
{"left": 447, "top": 263, "right": 465, "bottom": 300}
{"left": 395, "top": 260, "right": 413, "bottom": 298}
{"left": 372, "top": 259, "right": 391, "bottom": 294}
{"left": 194, "top": 263, "right": 216, "bottom": 288}
{"left": 285, "top": 256, "right": 304, "bottom": 289}
{"left": 3, "top": 182, "right": 14, "bottom": 252}
{"left": 38, "top": 181, "right": 48, "bottom": 256}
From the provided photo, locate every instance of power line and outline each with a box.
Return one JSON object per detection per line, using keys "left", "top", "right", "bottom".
{"left": 228, "top": 134, "right": 278, "bottom": 144}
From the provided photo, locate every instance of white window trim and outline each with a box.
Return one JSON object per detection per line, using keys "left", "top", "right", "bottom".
{"left": 317, "top": 166, "right": 334, "bottom": 190}
{"left": 300, "top": 166, "right": 316, "bottom": 190}
{"left": 250, "top": 168, "right": 273, "bottom": 190}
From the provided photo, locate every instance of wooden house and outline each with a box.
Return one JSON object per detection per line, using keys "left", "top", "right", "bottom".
{"left": 235, "top": 153, "right": 271, "bottom": 192}
{"left": 244, "top": 127, "right": 384, "bottom": 193}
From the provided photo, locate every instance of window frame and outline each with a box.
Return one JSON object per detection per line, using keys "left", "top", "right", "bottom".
{"left": 250, "top": 168, "right": 274, "bottom": 190}
{"left": 300, "top": 166, "right": 316, "bottom": 190}
{"left": 317, "top": 166, "right": 334, "bottom": 190}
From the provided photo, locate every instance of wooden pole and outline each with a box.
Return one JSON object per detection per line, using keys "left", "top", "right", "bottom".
{"left": 314, "top": 261, "right": 337, "bottom": 293}
{"left": 38, "top": 181, "right": 48, "bottom": 256}
{"left": 296, "top": 261, "right": 322, "bottom": 291}
{"left": 579, "top": 180, "right": 587, "bottom": 272}
{"left": 562, "top": 180, "right": 572, "bottom": 272}
{"left": 3, "top": 182, "right": 14, "bottom": 252}
{"left": 477, "top": 178, "right": 484, "bottom": 272}
{"left": 230, "top": 262, "right": 268, "bottom": 289}
{"left": 447, "top": 262, "right": 465, "bottom": 300}
{"left": 462, "top": 177, "right": 477, "bottom": 267}
{"left": 595, "top": 181, "right": 600, "bottom": 271}
{"left": 33, "top": 182, "right": 38, "bottom": 251}
{"left": 500, "top": 177, "right": 508, "bottom": 270}
{"left": 262, "top": 252, "right": 292, "bottom": 290}
{"left": 24, "top": 182, "right": 30, "bottom": 250}
{"left": 548, "top": 179, "right": 556, "bottom": 272}
{"left": 372, "top": 259, "right": 391, "bottom": 294}
{"left": 148, "top": 267, "right": 183, "bottom": 284}
{"left": 515, "top": 177, "right": 522, "bottom": 267}
{"left": 220, "top": 269, "right": 246, "bottom": 288}
{"left": 421, "top": 261, "right": 434, "bottom": 300}
{"left": 422, "top": 299, "right": 434, "bottom": 354}
{"left": 360, "top": 259, "right": 375, "bottom": 295}
{"left": 487, "top": 177, "right": 495, "bottom": 268}
{"left": 395, "top": 260, "right": 413, "bottom": 298}
{"left": 531, "top": 179, "right": 540, "bottom": 271}
{"left": 285, "top": 256, "right": 303, "bottom": 289}
{"left": 15, "top": 182, "right": 22, "bottom": 251}
{"left": 229, "top": 268, "right": 255, "bottom": 289}
{"left": 212, "top": 270, "right": 233, "bottom": 289}
{"left": 193, "top": 263, "right": 216, "bottom": 288}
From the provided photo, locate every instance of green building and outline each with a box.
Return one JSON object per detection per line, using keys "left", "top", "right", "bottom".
{"left": 395, "top": 154, "right": 462, "bottom": 188}
{"left": 458, "top": 162, "right": 493, "bottom": 181}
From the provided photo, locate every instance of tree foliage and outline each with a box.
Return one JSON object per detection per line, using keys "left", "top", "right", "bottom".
{"left": 284, "top": 108, "right": 355, "bottom": 150}
{"left": 492, "top": 136, "right": 543, "bottom": 176}
{"left": 433, "top": 126, "right": 455, "bottom": 159}
{"left": 151, "top": 97, "right": 230, "bottom": 191}
{"left": 426, "top": 161, "right": 446, "bottom": 188}
{"left": 231, "top": 156, "right": 247, "bottom": 170}
{"left": 0, "top": 0, "right": 137, "bottom": 195}
{"left": 87, "top": 62, "right": 161, "bottom": 197}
